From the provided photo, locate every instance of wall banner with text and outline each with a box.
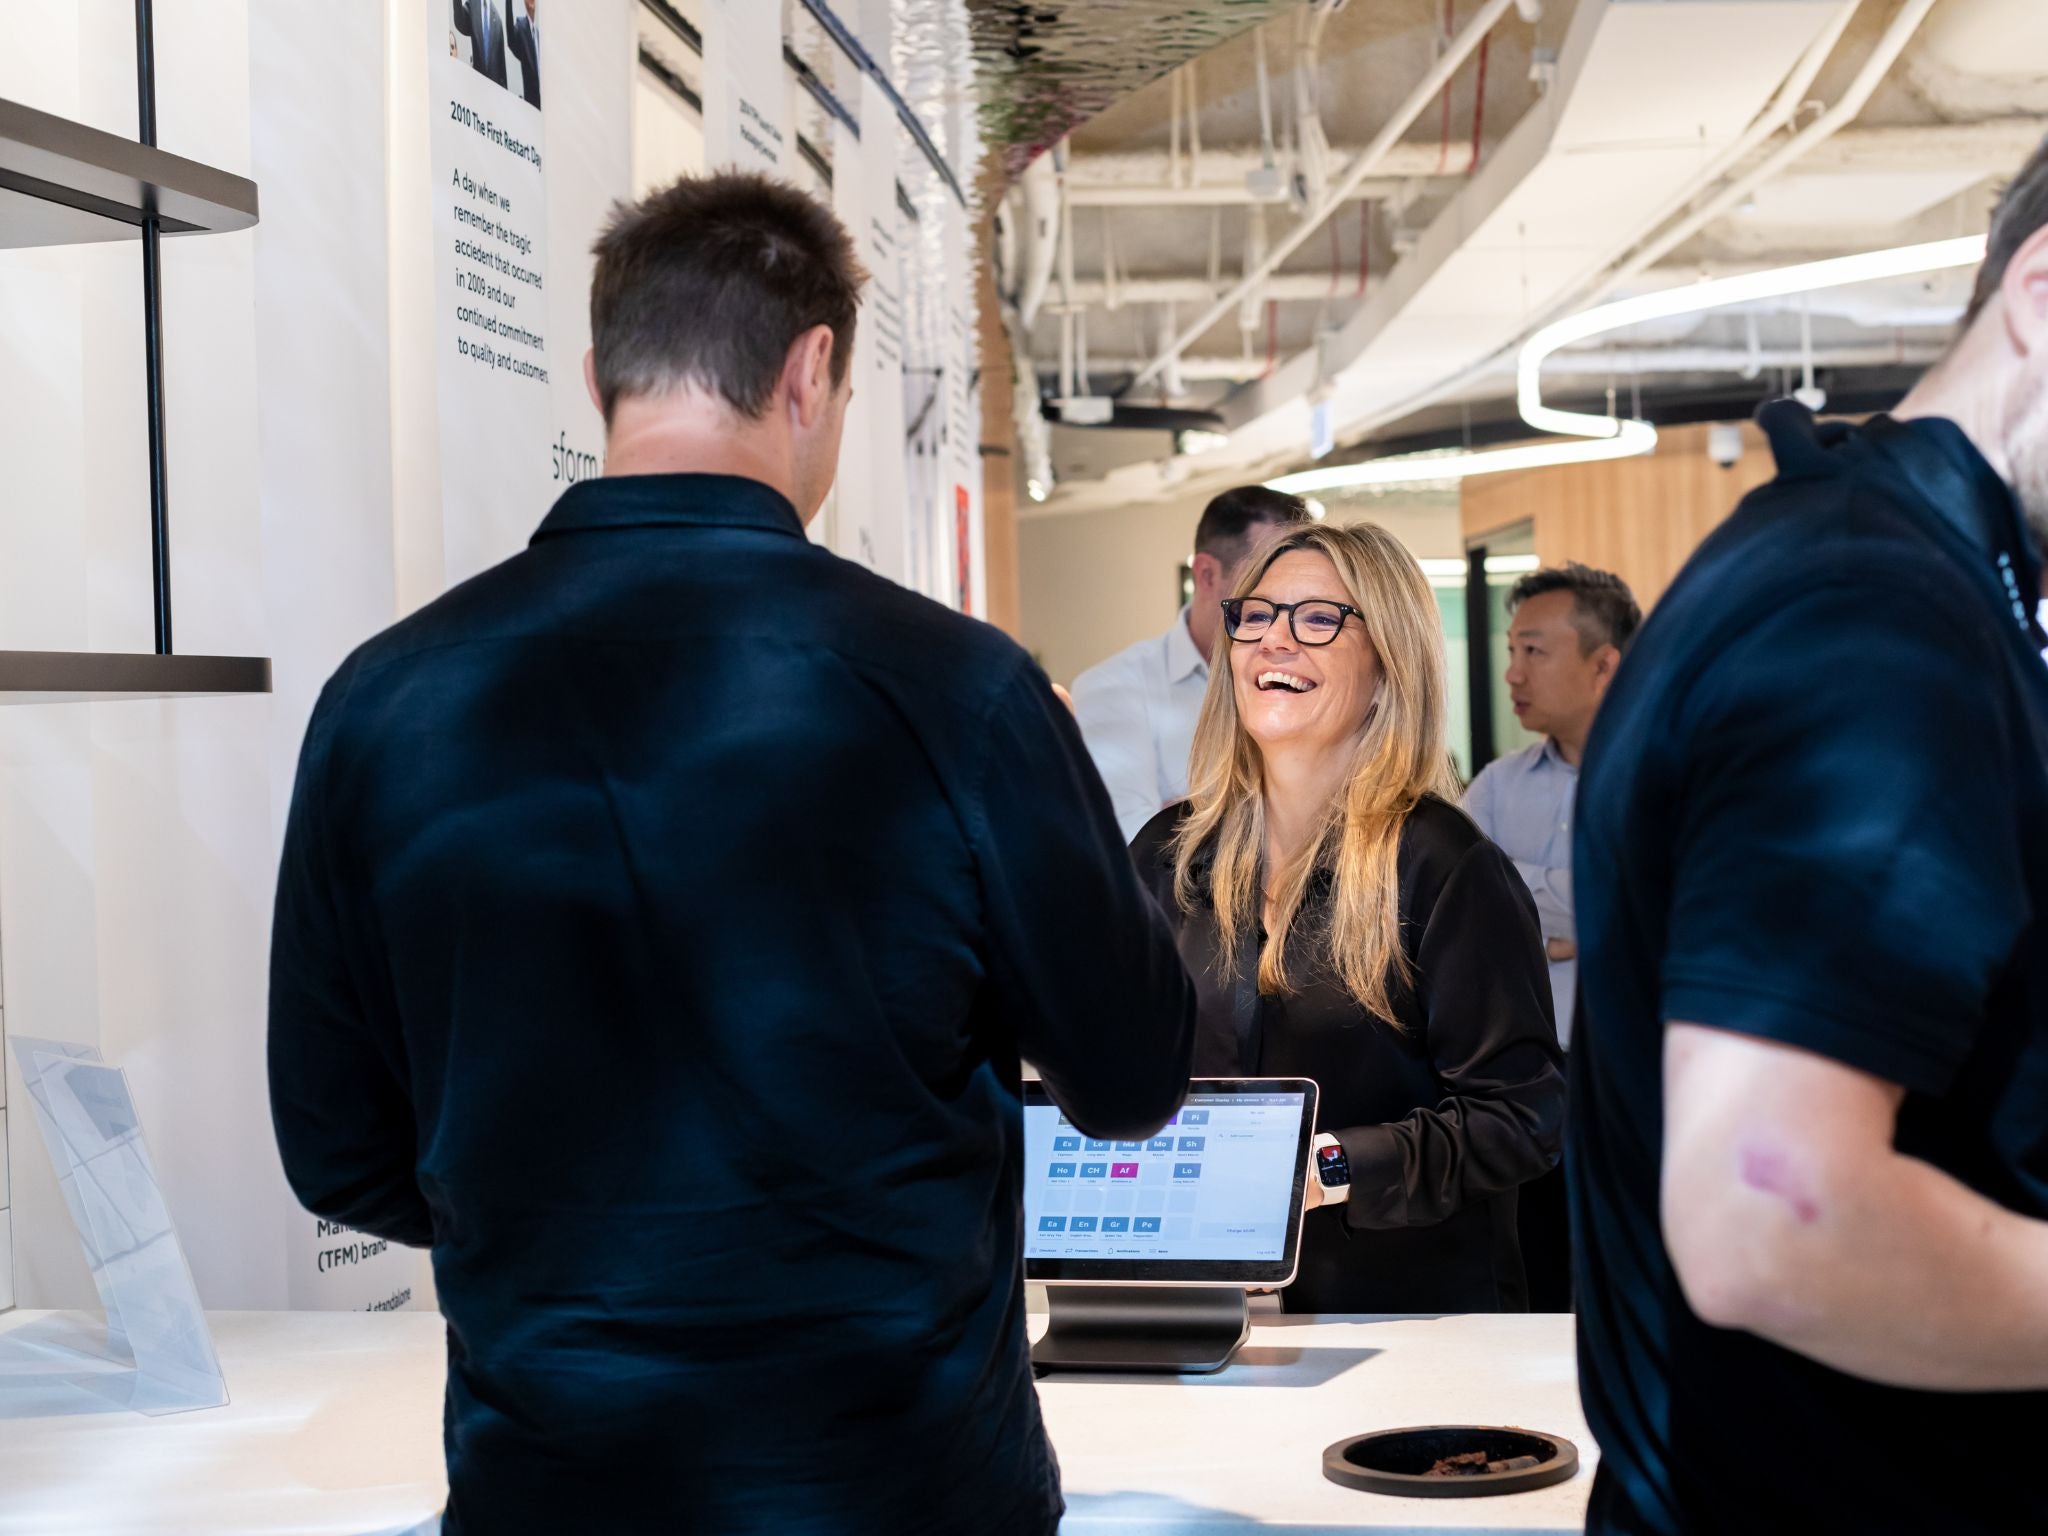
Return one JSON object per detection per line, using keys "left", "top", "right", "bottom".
{"left": 832, "top": 76, "right": 910, "bottom": 582}
{"left": 702, "top": 0, "right": 790, "bottom": 178}
{"left": 432, "top": 0, "right": 553, "bottom": 589}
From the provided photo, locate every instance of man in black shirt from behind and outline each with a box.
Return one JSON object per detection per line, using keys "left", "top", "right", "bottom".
{"left": 268, "top": 174, "right": 1196, "bottom": 1534}
{"left": 1573, "top": 136, "right": 2048, "bottom": 1533}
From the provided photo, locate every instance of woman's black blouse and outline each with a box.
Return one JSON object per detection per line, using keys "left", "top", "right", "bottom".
{"left": 1132, "top": 795, "right": 1566, "bottom": 1313}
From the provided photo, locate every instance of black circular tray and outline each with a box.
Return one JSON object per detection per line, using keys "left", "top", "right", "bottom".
{"left": 1322, "top": 1425, "right": 1579, "bottom": 1499}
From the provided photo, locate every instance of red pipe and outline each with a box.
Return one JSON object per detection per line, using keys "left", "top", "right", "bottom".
{"left": 1434, "top": 0, "right": 1456, "bottom": 175}
{"left": 1357, "top": 202, "right": 1371, "bottom": 298}
{"left": 1467, "top": 35, "right": 1490, "bottom": 174}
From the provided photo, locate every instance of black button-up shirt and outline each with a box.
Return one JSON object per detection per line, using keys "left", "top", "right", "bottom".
{"left": 268, "top": 474, "right": 1195, "bottom": 1536}
{"left": 1133, "top": 796, "right": 1565, "bottom": 1313}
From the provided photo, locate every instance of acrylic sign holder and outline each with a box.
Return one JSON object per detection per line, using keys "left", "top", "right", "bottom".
{"left": 0, "top": 1037, "right": 227, "bottom": 1416}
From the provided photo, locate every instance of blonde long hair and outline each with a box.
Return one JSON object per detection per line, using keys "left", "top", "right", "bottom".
{"left": 1170, "top": 522, "right": 1461, "bottom": 1020}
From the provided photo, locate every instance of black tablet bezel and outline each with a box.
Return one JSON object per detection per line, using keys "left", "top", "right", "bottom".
{"left": 1022, "top": 1077, "right": 1320, "bottom": 1286}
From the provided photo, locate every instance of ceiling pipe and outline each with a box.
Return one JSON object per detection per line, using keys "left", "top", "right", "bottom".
{"left": 1240, "top": 205, "right": 1270, "bottom": 332}
{"left": 1608, "top": 0, "right": 1938, "bottom": 289}
{"left": 1128, "top": 0, "right": 1520, "bottom": 391}
{"left": 994, "top": 191, "right": 1020, "bottom": 300}
{"left": 1060, "top": 112, "right": 2046, "bottom": 209}
{"left": 1253, "top": 26, "right": 1281, "bottom": 190}
{"left": 1057, "top": 142, "right": 1078, "bottom": 401}
{"left": 1066, "top": 141, "right": 1455, "bottom": 202}
{"left": 1015, "top": 151, "right": 1061, "bottom": 330}
{"left": 1059, "top": 340, "right": 1943, "bottom": 387}
{"left": 1589, "top": 0, "right": 1864, "bottom": 294}
{"left": 1004, "top": 305, "right": 1057, "bottom": 499}
{"left": 1292, "top": 1, "right": 1344, "bottom": 209}
{"left": 1035, "top": 252, "right": 1972, "bottom": 312}
{"left": 1067, "top": 176, "right": 1425, "bottom": 209}
{"left": 1273, "top": 0, "right": 1870, "bottom": 469}
{"left": 1045, "top": 273, "right": 1382, "bottom": 306}
{"left": 1169, "top": 59, "right": 1185, "bottom": 190}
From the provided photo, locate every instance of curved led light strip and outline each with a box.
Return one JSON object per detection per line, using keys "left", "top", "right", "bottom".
{"left": 1516, "top": 234, "right": 1989, "bottom": 438}
{"left": 1270, "top": 234, "right": 1988, "bottom": 496}
{"left": 1268, "top": 425, "right": 1657, "bottom": 494}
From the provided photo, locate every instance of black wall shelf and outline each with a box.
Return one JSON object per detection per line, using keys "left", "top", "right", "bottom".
{"left": 0, "top": 95, "right": 258, "bottom": 250}
{"left": 0, "top": 2, "right": 270, "bottom": 705}
{"left": 0, "top": 652, "right": 271, "bottom": 706}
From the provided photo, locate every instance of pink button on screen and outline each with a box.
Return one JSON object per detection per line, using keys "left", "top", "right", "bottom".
{"left": 1111, "top": 1163, "right": 1139, "bottom": 1179}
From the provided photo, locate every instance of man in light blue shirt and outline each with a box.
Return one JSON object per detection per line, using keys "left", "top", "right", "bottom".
{"left": 1464, "top": 562, "right": 1640, "bottom": 1047}
{"left": 1465, "top": 561, "right": 1638, "bottom": 1312}
{"left": 1073, "top": 487, "right": 1312, "bottom": 842}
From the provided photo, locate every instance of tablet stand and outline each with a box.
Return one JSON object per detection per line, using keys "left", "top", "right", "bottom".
{"left": 1031, "top": 1285, "right": 1250, "bottom": 1374}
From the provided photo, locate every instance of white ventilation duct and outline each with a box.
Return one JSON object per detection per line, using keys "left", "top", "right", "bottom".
{"left": 1234, "top": 0, "right": 1860, "bottom": 455}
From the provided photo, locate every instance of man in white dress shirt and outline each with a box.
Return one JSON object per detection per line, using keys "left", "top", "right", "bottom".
{"left": 1072, "top": 486, "right": 1313, "bottom": 842}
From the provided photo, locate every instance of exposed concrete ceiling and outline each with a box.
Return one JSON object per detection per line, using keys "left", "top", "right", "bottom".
{"left": 998, "top": 0, "right": 2048, "bottom": 517}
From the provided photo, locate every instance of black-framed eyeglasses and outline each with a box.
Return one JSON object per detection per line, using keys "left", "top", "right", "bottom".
{"left": 1220, "top": 597, "right": 1361, "bottom": 646}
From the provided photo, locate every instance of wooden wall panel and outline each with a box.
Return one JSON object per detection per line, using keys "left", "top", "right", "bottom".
{"left": 977, "top": 223, "right": 1024, "bottom": 639}
{"left": 1461, "top": 422, "right": 1778, "bottom": 610}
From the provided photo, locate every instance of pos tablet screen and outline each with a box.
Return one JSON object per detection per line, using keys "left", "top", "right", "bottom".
{"left": 1022, "top": 1078, "right": 1318, "bottom": 1286}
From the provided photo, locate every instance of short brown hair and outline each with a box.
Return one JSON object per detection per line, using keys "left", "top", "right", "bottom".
{"left": 1964, "top": 131, "right": 2048, "bottom": 329}
{"left": 1193, "top": 486, "right": 1314, "bottom": 565}
{"left": 589, "top": 172, "right": 866, "bottom": 422}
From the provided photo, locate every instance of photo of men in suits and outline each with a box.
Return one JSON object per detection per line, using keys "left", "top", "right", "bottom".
{"left": 510, "top": 0, "right": 541, "bottom": 111}
{"left": 452, "top": 0, "right": 509, "bottom": 91}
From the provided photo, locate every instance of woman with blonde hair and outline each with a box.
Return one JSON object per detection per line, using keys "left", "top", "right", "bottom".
{"left": 1131, "top": 521, "right": 1565, "bottom": 1312}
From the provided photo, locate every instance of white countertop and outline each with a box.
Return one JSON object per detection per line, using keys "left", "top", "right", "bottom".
{"left": 0, "top": 1308, "right": 1592, "bottom": 1535}
{"left": 1037, "top": 1311, "right": 1595, "bottom": 1533}
{"left": 0, "top": 1310, "right": 447, "bottom": 1536}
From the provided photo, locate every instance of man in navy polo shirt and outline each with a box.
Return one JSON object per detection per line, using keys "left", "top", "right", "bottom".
{"left": 1571, "top": 136, "right": 2048, "bottom": 1533}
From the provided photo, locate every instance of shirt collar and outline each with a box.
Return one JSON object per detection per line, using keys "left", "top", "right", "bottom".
{"left": 530, "top": 473, "right": 807, "bottom": 546}
{"left": 1864, "top": 413, "right": 2046, "bottom": 645}
{"left": 1761, "top": 399, "right": 2046, "bottom": 648}
{"left": 1166, "top": 607, "right": 1209, "bottom": 682}
{"left": 1538, "top": 737, "right": 1577, "bottom": 772}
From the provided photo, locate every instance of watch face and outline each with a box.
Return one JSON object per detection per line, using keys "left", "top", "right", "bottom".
{"left": 1315, "top": 1142, "right": 1350, "bottom": 1187}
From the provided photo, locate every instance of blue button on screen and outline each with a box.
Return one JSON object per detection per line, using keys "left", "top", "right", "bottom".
{"left": 1101, "top": 1217, "right": 1131, "bottom": 1233}
{"left": 1079, "top": 1162, "right": 1108, "bottom": 1178}
{"left": 1038, "top": 1216, "right": 1067, "bottom": 1232}
{"left": 1084, "top": 1139, "right": 1111, "bottom": 1152}
{"left": 1147, "top": 1137, "right": 1174, "bottom": 1152}
{"left": 1178, "top": 1137, "right": 1205, "bottom": 1152}
{"left": 1114, "top": 1141, "right": 1143, "bottom": 1152}
{"left": 1068, "top": 1216, "right": 1099, "bottom": 1233}
{"left": 1181, "top": 1109, "right": 1210, "bottom": 1126}
{"left": 1133, "top": 1217, "right": 1162, "bottom": 1234}
{"left": 1048, "top": 1163, "right": 1076, "bottom": 1179}
{"left": 1174, "top": 1163, "right": 1202, "bottom": 1180}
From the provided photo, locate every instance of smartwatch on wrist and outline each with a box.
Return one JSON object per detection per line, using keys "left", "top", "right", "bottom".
{"left": 1311, "top": 1132, "right": 1351, "bottom": 1205}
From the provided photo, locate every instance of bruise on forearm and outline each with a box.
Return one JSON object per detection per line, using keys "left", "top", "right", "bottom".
{"left": 1738, "top": 1141, "right": 1822, "bottom": 1225}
